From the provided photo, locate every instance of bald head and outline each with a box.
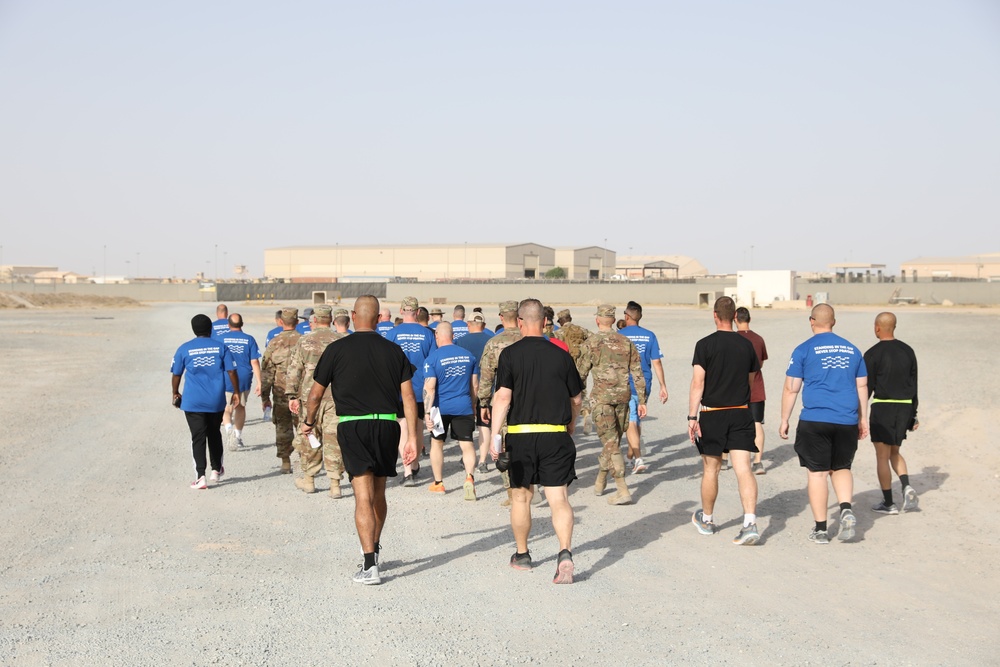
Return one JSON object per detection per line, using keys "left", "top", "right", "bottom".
{"left": 874, "top": 311, "right": 897, "bottom": 340}
{"left": 810, "top": 303, "right": 836, "bottom": 330}
{"left": 216, "top": 304, "right": 228, "bottom": 318}
{"left": 353, "top": 295, "right": 380, "bottom": 329}
{"left": 435, "top": 321, "right": 454, "bottom": 345}
{"left": 228, "top": 313, "right": 243, "bottom": 329}
{"left": 379, "top": 308, "right": 391, "bottom": 322}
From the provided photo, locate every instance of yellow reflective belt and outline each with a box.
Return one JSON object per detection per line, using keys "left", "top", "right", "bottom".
{"left": 507, "top": 424, "right": 568, "bottom": 434}
{"left": 871, "top": 398, "right": 913, "bottom": 404}
{"left": 338, "top": 413, "right": 398, "bottom": 422}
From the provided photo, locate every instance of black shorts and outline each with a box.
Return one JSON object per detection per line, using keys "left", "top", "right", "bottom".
{"left": 396, "top": 401, "right": 426, "bottom": 420}
{"left": 749, "top": 401, "right": 765, "bottom": 424}
{"left": 506, "top": 432, "right": 577, "bottom": 489}
{"left": 869, "top": 403, "right": 914, "bottom": 447}
{"left": 337, "top": 420, "right": 401, "bottom": 479}
{"left": 434, "top": 414, "right": 474, "bottom": 442}
{"left": 474, "top": 400, "right": 487, "bottom": 427}
{"left": 794, "top": 420, "right": 858, "bottom": 472}
{"left": 695, "top": 408, "right": 757, "bottom": 457}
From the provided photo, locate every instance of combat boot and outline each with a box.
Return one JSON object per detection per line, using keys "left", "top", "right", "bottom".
{"left": 329, "top": 484, "right": 342, "bottom": 499}
{"left": 594, "top": 468, "right": 609, "bottom": 496}
{"left": 501, "top": 488, "right": 513, "bottom": 507}
{"left": 280, "top": 457, "right": 292, "bottom": 474}
{"left": 295, "top": 475, "right": 316, "bottom": 494}
{"left": 607, "top": 452, "right": 632, "bottom": 505}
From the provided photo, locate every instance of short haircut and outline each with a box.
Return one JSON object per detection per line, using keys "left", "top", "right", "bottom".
{"left": 518, "top": 298, "right": 544, "bottom": 323}
{"left": 714, "top": 296, "right": 736, "bottom": 322}
{"left": 416, "top": 306, "right": 429, "bottom": 325}
{"left": 453, "top": 305, "right": 465, "bottom": 319}
{"left": 334, "top": 315, "right": 349, "bottom": 327}
{"left": 543, "top": 305, "right": 555, "bottom": 323}
{"left": 625, "top": 301, "right": 642, "bottom": 322}
{"left": 274, "top": 309, "right": 282, "bottom": 319}
{"left": 436, "top": 321, "right": 454, "bottom": 339}
{"left": 735, "top": 307, "right": 751, "bottom": 324}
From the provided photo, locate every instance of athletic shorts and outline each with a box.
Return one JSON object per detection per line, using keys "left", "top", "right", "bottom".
{"left": 794, "top": 419, "right": 858, "bottom": 472}
{"left": 337, "top": 420, "right": 401, "bottom": 479}
{"left": 396, "top": 401, "right": 426, "bottom": 420}
{"left": 628, "top": 394, "right": 640, "bottom": 424}
{"left": 506, "top": 432, "right": 577, "bottom": 489}
{"left": 749, "top": 401, "right": 765, "bottom": 424}
{"left": 226, "top": 390, "right": 251, "bottom": 404}
{"left": 474, "top": 400, "right": 487, "bottom": 427}
{"left": 695, "top": 408, "right": 757, "bottom": 457}
{"left": 869, "top": 403, "right": 914, "bottom": 447}
{"left": 433, "top": 414, "right": 474, "bottom": 442}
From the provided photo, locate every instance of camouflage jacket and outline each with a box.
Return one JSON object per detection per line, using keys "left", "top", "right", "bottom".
{"left": 554, "top": 322, "right": 591, "bottom": 362}
{"left": 577, "top": 330, "right": 646, "bottom": 406}
{"left": 260, "top": 329, "right": 301, "bottom": 400}
{"left": 476, "top": 328, "right": 522, "bottom": 406}
{"left": 284, "top": 328, "right": 348, "bottom": 401}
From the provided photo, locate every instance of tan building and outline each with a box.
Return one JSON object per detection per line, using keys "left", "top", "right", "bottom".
{"left": 615, "top": 255, "right": 707, "bottom": 279}
{"left": 264, "top": 243, "right": 615, "bottom": 282}
{"left": 553, "top": 246, "right": 616, "bottom": 279}
{"left": 901, "top": 253, "right": 1000, "bottom": 281}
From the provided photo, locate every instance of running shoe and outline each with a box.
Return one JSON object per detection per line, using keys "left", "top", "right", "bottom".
{"left": 235, "top": 436, "right": 245, "bottom": 450}
{"left": 509, "top": 551, "right": 532, "bottom": 571}
{"left": 190, "top": 476, "right": 207, "bottom": 490}
{"left": 721, "top": 459, "right": 731, "bottom": 471}
{"left": 553, "top": 550, "right": 574, "bottom": 584}
{"left": 352, "top": 564, "right": 381, "bottom": 585}
{"left": 902, "top": 485, "right": 919, "bottom": 512}
{"left": 838, "top": 508, "right": 857, "bottom": 541}
{"left": 403, "top": 475, "right": 420, "bottom": 488}
{"left": 209, "top": 467, "right": 224, "bottom": 483}
{"left": 632, "top": 458, "right": 648, "bottom": 474}
{"left": 872, "top": 501, "right": 900, "bottom": 515}
{"left": 752, "top": 462, "right": 766, "bottom": 475}
{"left": 808, "top": 529, "right": 830, "bottom": 545}
{"left": 691, "top": 510, "right": 716, "bottom": 535}
{"left": 226, "top": 429, "right": 238, "bottom": 451}
{"left": 477, "top": 462, "right": 490, "bottom": 475}
{"left": 732, "top": 523, "right": 760, "bottom": 546}
{"left": 463, "top": 476, "right": 476, "bottom": 501}
{"left": 429, "top": 481, "right": 445, "bottom": 494}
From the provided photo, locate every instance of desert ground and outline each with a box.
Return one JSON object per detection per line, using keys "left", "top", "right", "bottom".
{"left": 1, "top": 299, "right": 998, "bottom": 666}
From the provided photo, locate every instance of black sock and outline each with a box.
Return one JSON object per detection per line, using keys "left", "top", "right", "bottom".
{"left": 435, "top": 479, "right": 443, "bottom": 485}
{"left": 816, "top": 521, "right": 827, "bottom": 532}
{"left": 558, "top": 549, "right": 572, "bottom": 560}
{"left": 840, "top": 502, "right": 852, "bottom": 512}
{"left": 882, "top": 489, "right": 893, "bottom": 505}
{"left": 363, "top": 552, "right": 376, "bottom": 569}
{"left": 374, "top": 542, "right": 380, "bottom": 555}
{"left": 900, "top": 474, "right": 910, "bottom": 489}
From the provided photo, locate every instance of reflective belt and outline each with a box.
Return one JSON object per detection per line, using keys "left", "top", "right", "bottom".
{"left": 507, "top": 424, "right": 568, "bottom": 434}
{"left": 338, "top": 413, "right": 398, "bottom": 422}
{"left": 871, "top": 398, "right": 913, "bottom": 404}
{"left": 700, "top": 405, "right": 748, "bottom": 412}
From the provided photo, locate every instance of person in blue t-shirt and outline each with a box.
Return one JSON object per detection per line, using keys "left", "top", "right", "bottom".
{"left": 216, "top": 313, "right": 262, "bottom": 450}
{"left": 422, "top": 322, "right": 479, "bottom": 499}
{"left": 376, "top": 306, "right": 395, "bottom": 337}
{"left": 618, "top": 301, "right": 669, "bottom": 473}
{"left": 386, "top": 296, "right": 438, "bottom": 484}
{"left": 456, "top": 313, "right": 494, "bottom": 465}
{"left": 265, "top": 309, "right": 283, "bottom": 347}
{"left": 450, "top": 305, "right": 470, "bottom": 340}
{"left": 171, "top": 314, "right": 240, "bottom": 489}
{"left": 428, "top": 307, "right": 444, "bottom": 330}
{"left": 211, "top": 303, "right": 230, "bottom": 338}
{"left": 780, "top": 304, "right": 869, "bottom": 545}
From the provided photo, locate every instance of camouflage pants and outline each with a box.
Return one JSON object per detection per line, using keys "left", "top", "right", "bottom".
{"left": 579, "top": 387, "right": 590, "bottom": 417}
{"left": 593, "top": 402, "right": 628, "bottom": 477}
{"left": 295, "top": 399, "right": 344, "bottom": 479}
{"left": 271, "top": 395, "right": 295, "bottom": 460}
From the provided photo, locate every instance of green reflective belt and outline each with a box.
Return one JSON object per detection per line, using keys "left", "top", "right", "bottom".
{"left": 871, "top": 398, "right": 913, "bottom": 404}
{"left": 338, "top": 413, "right": 398, "bottom": 422}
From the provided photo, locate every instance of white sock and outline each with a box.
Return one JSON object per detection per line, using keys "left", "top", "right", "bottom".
{"left": 234, "top": 429, "right": 241, "bottom": 439}
{"left": 225, "top": 424, "right": 233, "bottom": 433}
{"left": 703, "top": 514, "right": 713, "bottom": 523}
{"left": 744, "top": 514, "right": 756, "bottom": 527}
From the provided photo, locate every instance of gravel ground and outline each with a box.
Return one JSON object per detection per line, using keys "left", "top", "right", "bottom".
{"left": 1, "top": 302, "right": 997, "bottom": 666}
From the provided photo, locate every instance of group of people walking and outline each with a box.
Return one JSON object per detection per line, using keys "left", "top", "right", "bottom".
{"left": 170, "top": 295, "right": 919, "bottom": 585}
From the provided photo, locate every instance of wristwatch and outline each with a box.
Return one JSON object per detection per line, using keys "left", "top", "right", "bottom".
{"left": 687, "top": 416, "right": 698, "bottom": 421}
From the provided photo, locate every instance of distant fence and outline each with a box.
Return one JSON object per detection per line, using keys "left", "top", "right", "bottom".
{"left": 217, "top": 282, "right": 387, "bottom": 302}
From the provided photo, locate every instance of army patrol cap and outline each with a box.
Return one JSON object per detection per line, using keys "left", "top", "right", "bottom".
{"left": 499, "top": 300, "right": 518, "bottom": 314}
{"left": 313, "top": 305, "right": 333, "bottom": 318}
{"left": 401, "top": 296, "right": 419, "bottom": 310}
{"left": 301, "top": 307, "right": 314, "bottom": 320}
{"left": 281, "top": 307, "right": 299, "bottom": 320}
{"left": 333, "top": 308, "right": 349, "bottom": 318}
{"left": 596, "top": 304, "right": 616, "bottom": 318}
{"left": 557, "top": 308, "right": 571, "bottom": 320}
{"left": 430, "top": 307, "right": 444, "bottom": 316}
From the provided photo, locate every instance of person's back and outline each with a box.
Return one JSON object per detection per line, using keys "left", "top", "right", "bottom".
{"left": 386, "top": 322, "right": 436, "bottom": 393}
{"left": 498, "top": 337, "right": 578, "bottom": 425}
{"left": 696, "top": 330, "right": 757, "bottom": 409}
{"left": 864, "top": 339, "right": 918, "bottom": 401}
{"left": 791, "top": 330, "right": 865, "bottom": 425}
{"left": 218, "top": 327, "right": 260, "bottom": 390}
{"left": 455, "top": 331, "right": 491, "bottom": 367}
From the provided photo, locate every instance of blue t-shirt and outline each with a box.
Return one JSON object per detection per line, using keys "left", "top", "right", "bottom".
{"left": 386, "top": 323, "right": 437, "bottom": 396}
{"left": 211, "top": 318, "right": 230, "bottom": 338}
{"left": 376, "top": 321, "right": 395, "bottom": 338}
{"left": 786, "top": 332, "right": 867, "bottom": 425}
{"left": 171, "top": 337, "right": 236, "bottom": 412}
{"left": 451, "top": 319, "right": 470, "bottom": 340}
{"left": 455, "top": 331, "right": 491, "bottom": 368}
{"left": 296, "top": 321, "right": 311, "bottom": 335}
{"left": 619, "top": 325, "right": 663, "bottom": 396}
{"left": 423, "top": 345, "right": 477, "bottom": 415}
{"left": 216, "top": 329, "right": 261, "bottom": 392}
{"left": 265, "top": 325, "right": 282, "bottom": 347}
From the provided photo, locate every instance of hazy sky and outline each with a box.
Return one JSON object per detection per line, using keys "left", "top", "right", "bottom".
{"left": 2, "top": 1, "right": 998, "bottom": 279}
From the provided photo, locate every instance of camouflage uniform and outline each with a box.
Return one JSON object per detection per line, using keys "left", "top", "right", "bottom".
{"left": 553, "top": 311, "right": 592, "bottom": 426}
{"left": 259, "top": 322, "right": 301, "bottom": 468}
{"left": 477, "top": 301, "right": 522, "bottom": 500}
{"left": 285, "top": 317, "right": 349, "bottom": 492}
{"left": 577, "top": 305, "right": 646, "bottom": 505}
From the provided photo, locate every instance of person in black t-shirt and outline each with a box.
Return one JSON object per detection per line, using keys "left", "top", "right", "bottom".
{"left": 302, "top": 295, "right": 418, "bottom": 586}
{"left": 864, "top": 311, "right": 920, "bottom": 515}
{"left": 687, "top": 297, "right": 761, "bottom": 546}
{"left": 491, "top": 299, "right": 583, "bottom": 584}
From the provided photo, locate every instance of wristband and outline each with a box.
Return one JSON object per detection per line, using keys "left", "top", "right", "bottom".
{"left": 303, "top": 420, "right": 315, "bottom": 427}
{"left": 687, "top": 416, "right": 698, "bottom": 421}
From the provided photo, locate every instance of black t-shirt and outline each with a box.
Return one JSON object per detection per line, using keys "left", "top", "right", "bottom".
{"left": 863, "top": 339, "right": 918, "bottom": 408}
{"left": 496, "top": 337, "right": 583, "bottom": 425}
{"left": 313, "top": 331, "right": 414, "bottom": 416}
{"left": 691, "top": 331, "right": 760, "bottom": 408}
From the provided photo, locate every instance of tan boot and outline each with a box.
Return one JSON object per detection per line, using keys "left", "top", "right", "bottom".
{"left": 607, "top": 476, "right": 633, "bottom": 505}
{"left": 594, "top": 468, "right": 609, "bottom": 496}
{"left": 501, "top": 488, "right": 513, "bottom": 507}
{"left": 280, "top": 457, "right": 292, "bottom": 474}
{"left": 295, "top": 475, "right": 316, "bottom": 494}
{"left": 329, "top": 484, "right": 342, "bottom": 499}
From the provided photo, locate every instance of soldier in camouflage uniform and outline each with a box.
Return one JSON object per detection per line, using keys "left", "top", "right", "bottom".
{"left": 577, "top": 304, "right": 646, "bottom": 505}
{"left": 554, "top": 308, "right": 593, "bottom": 433}
{"left": 260, "top": 308, "right": 301, "bottom": 474}
{"left": 286, "top": 304, "right": 349, "bottom": 498}
{"left": 477, "top": 300, "right": 523, "bottom": 506}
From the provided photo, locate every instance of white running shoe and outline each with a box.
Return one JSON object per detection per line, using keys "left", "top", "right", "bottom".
{"left": 190, "top": 476, "right": 207, "bottom": 490}
{"left": 209, "top": 467, "right": 224, "bottom": 483}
